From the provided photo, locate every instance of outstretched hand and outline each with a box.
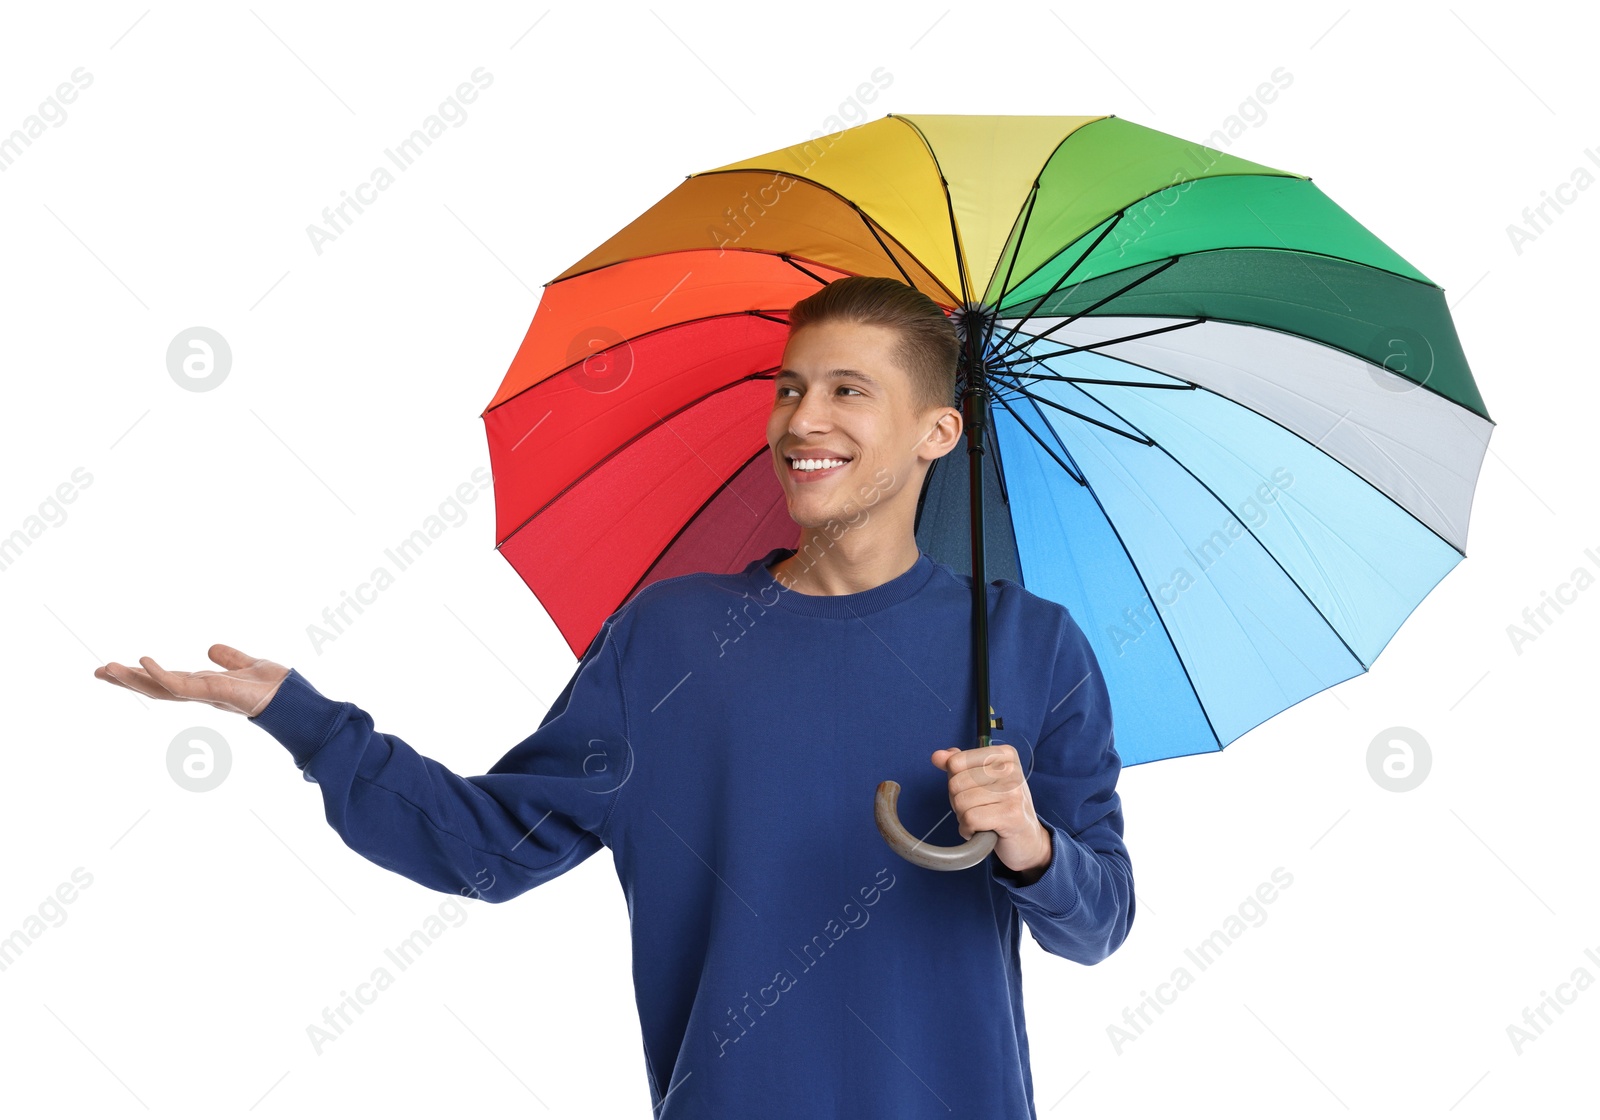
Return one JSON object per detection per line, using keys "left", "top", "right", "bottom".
{"left": 93, "top": 643, "right": 289, "bottom": 719}
{"left": 931, "top": 743, "right": 1052, "bottom": 882}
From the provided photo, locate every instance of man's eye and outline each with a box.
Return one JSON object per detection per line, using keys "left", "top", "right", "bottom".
{"left": 776, "top": 385, "right": 863, "bottom": 398}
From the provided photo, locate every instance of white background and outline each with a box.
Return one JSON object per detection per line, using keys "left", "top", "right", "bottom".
{"left": 1, "top": 2, "right": 1594, "bottom": 1116}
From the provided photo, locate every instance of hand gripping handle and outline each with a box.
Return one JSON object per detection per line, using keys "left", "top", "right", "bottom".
{"left": 874, "top": 779, "right": 998, "bottom": 871}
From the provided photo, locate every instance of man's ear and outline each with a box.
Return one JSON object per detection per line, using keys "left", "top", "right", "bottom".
{"left": 922, "top": 405, "right": 963, "bottom": 460}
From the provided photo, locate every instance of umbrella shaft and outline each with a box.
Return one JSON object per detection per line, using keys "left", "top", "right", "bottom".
{"left": 963, "top": 361, "right": 992, "bottom": 752}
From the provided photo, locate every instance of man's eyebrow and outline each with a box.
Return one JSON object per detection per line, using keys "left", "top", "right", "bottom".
{"left": 775, "top": 368, "right": 882, "bottom": 387}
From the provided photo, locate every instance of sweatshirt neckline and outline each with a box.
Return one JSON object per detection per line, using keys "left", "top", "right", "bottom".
{"left": 745, "top": 546, "right": 936, "bottom": 618}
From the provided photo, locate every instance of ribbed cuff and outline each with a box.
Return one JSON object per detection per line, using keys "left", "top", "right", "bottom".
{"left": 247, "top": 667, "right": 348, "bottom": 776}
{"left": 991, "top": 818, "right": 1082, "bottom": 918}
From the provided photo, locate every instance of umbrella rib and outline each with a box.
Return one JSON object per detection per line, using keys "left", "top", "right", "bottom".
{"left": 1065, "top": 378, "right": 1369, "bottom": 670}
{"left": 1017, "top": 387, "right": 1092, "bottom": 484}
{"left": 936, "top": 173, "right": 972, "bottom": 309}
{"left": 779, "top": 253, "right": 832, "bottom": 287}
{"left": 1006, "top": 373, "right": 1192, "bottom": 390}
{"left": 989, "top": 391, "right": 1084, "bottom": 485}
{"left": 849, "top": 202, "right": 918, "bottom": 291}
{"left": 1001, "top": 317, "right": 1207, "bottom": 366}
{"left": 990, "top": 180, "right": 1042, "bottom": 311}
{"left": 989, "top": 255, "right": 1180, "bottom": 368}
{"left": 1000, "top": 382, "right": 1153, "bottom": 446}
{"left": 992, "top": 209, "right": 1127, "bottom": 355}
{"left": 891, "top": 113, "right": 972, "bottom": 307}
{"left": 984, "top": 390, "right": 1012, "bottom": 507}
{"left": 996, "top": 319, "right": 1195, "bottom": 390}
{"left": 994, "top": 331, "right": 1198, "bottom": 391}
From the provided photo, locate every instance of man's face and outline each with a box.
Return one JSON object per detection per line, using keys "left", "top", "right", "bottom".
{"left": 767, "top": 320, "right": 960, "bottom": 532}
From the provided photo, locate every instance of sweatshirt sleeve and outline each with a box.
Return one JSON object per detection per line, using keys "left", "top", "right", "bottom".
{"left": 247, "top": 610, "right": 635, "bottom": 904}
{"left": 988, "top": 608, "right": 1135, "bottom": 965}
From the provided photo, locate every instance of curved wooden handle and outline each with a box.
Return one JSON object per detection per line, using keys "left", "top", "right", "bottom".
{"left": 874, "top": 779, "right": 998, "bottom": 871}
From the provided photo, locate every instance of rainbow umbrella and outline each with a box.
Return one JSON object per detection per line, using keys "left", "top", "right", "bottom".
{"left": 480, "top": 114, "right": 1493, "bottom": 865}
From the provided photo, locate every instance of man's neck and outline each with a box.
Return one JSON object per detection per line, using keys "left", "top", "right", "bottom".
{"left": 770, "top": 529, "right": 921, "bottom": 597}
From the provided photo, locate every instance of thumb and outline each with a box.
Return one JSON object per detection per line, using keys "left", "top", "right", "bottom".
{"left": 932, "top": 747, "right": 961, "bottom": 769}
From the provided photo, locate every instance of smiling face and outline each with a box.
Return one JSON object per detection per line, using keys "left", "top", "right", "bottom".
{"left": 767, "top": 319, "right": 962, "bottom": 537}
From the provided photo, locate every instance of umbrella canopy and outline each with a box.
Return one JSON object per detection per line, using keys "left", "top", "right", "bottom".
{"left": 481, "top": 113, "right": 1493, "bottom": 768}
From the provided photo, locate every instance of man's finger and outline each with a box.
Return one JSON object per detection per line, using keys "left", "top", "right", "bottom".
{"left": 93, "top": 664, "right": 135, "bottom": 692}
{"left": 208, "top": 643, "right": 255, "bottom": 670}
{"left": 101, "top": 662, "right": 180, "bottom": 702}
{"left": 950, "top": 749, "right": 1025, "bottom": 794}
{"left": 138, "top": 657, "right": 198, "bottom": 702}
{"left": 943, "top": 744, "right": 1009, "bottom": 771}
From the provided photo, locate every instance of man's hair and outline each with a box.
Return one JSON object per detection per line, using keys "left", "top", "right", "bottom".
{"left": 786, "top": 276, "right": 960, "bottom": 415}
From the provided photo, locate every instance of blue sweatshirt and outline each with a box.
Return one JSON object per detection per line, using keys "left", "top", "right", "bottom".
{"left": 249, "top": 545, "right": 1134, "bottom": 1118}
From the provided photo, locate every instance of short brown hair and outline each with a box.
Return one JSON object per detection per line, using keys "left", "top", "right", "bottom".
{"left": 786, "top": 276, "right": 960, "bottom": 415}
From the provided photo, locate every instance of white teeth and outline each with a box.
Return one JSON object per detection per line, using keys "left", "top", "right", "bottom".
{"left": 792, "top": 458, "right": 847, "bottom": 471}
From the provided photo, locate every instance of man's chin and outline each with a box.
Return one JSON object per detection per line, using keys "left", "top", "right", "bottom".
{"left": 783, "top": 503, "right": 854, "bottom": 532}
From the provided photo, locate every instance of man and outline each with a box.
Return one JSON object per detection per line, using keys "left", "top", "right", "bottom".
{"left": 94, "top": 275, "right": 1134, "bottom": 1118}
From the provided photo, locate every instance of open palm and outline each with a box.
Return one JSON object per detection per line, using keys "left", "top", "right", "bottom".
{"left": 94, "top": 643, "right": 289, "bottom": 718}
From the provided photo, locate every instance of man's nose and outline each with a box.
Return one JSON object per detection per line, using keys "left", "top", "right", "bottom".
{"left": 789, "top": 386, "right": 833, "bottom": 432}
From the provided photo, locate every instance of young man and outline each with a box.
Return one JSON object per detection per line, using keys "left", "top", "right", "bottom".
{"left": 94, "top": 276, "right": 1134, "bottom": 1118}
